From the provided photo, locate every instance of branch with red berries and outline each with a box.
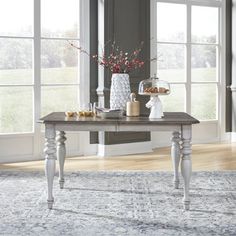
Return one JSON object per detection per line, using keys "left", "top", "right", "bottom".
{"left": 68, "top": 40, "right": 160, "bottom": 74}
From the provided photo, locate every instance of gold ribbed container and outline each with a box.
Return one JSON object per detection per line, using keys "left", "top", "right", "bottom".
{"left": 126, "top": 93, "right": 140, "bottom": 117}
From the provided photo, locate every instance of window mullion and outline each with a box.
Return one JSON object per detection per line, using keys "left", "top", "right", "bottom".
{"left": 41, "top": 37, "right": 80, "bottom": 41}
{"left": 186, "top": 2, "right": 191, "bottom": 114}
{"left": 0, "top": 36, "right": 33, "bottom": 40}
{"left": 189, "top": 0, "right": 221, "bottom": 8}
{"left": 157, "top": 0, "right": 187, "bottom": 4}
{"left": 156, "top": 41, "right": 186, "bottom": 45}
{"left": 33, "top": 0, "right": 41, "bottom": 157}
{"left": 151, "top": 0, "right": 157, "bottom": 75}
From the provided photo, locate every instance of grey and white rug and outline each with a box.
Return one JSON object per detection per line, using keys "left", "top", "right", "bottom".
{"left": 0, "top": 171, "right": 235, "bottom": 236}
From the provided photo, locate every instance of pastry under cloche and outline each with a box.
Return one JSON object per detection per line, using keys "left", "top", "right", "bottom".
{"left": 138, "top": 74, "right": 170, "bottom": 96}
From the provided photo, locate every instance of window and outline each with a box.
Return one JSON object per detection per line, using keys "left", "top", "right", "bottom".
{"left": 151, "top": 0, "right": 223, "bottom": 121}
{"left": 0, "top": 0, "right": 81, "bottom": 134}
{"left": 0, "top": 0, "right": 90, "bottom": 162}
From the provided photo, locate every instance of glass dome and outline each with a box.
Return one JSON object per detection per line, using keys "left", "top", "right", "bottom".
{"left": 138, "top": 75, "right": 170, "bottom": 96}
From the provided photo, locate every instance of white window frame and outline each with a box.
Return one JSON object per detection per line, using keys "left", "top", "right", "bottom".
{"left": 0, "top": 0, "right": 90, "bottom": 163}
{"left": 150, "top": 0, "right": 226, "bottom": 143}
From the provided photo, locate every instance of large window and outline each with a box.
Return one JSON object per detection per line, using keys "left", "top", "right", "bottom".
{"left": 0, "top": 0, "right": 80, "bottom": 134}
{"left": 151, "top": 0, "right": 223, "bottom": 121}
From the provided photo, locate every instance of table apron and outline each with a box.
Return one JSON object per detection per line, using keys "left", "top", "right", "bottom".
{"left": 54, "top": 123, "right": 182, "bottom": 132}
{"left": 116, "top": 124, "right": 181, "bottom": 132}
{"left": 55, "top": 123, "right": 117, "bottom": 132}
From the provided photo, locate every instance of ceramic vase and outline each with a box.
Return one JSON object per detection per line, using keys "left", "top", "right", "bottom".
{"left": 110, "top": 73, "right": 131, "bottom": 110}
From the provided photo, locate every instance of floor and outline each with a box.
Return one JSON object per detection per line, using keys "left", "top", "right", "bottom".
{"left": 1, "top": 142, "right": 236, "bottom": 171}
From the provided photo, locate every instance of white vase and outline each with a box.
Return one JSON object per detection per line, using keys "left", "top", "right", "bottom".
{"left": 110, "top": 73, "right": 131, "bottom": 110}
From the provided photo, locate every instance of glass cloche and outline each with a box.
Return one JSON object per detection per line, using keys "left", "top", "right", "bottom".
{"left": 138, "top": 74, "right": 170, "bottom": 95}
{"left": 138, "top": 75, "right": 170, "bottom": 118}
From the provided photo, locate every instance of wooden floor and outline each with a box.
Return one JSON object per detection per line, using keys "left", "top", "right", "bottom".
{"left": 0, "top": 142, "right": 236, "bottom": 172}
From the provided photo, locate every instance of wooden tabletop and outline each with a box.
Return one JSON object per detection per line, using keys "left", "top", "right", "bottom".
{"left": 39, "top": 112, "right": 200, "bottom": 125}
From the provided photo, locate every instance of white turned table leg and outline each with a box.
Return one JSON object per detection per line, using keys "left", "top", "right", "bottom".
{"left": 44, "top": 124, "right": 56, "bottom": 209}
{"left": 171, "top": 131, "right": 181, "bottom": 189}
{"left": 181, "top": 125, "right": 192, "bottom": 211}
{"left": 57, "top": 131, "right": 66, "bottom": 189}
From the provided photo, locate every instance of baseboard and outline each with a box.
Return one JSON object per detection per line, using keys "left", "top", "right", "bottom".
{"left": 97, "top": 141, "right": 153, "bottom": 157}
{"left": 0, "top": 150, "right": 83, "bottom": 164}
{"left": 151, "top": 132, "right": 172, "bottom": 149}
{"left": 152, "top": 132, "right": 224, "bottom": 148}
{"left": 82, "top": 144, "right": 97, "bottom": 156}
{"left": 192, "top": 137, "right": 221, "bottom": 144}
{"left": 0, "top": 155, "right": 43, "bottom": 164}
{"left": 221, "top": 132, "right": 231, "bottom": 142}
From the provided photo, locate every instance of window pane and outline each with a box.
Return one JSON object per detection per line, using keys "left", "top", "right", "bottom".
{"left": 41, "top": 86, "right": 79, "bottom": 117}
{"left": 157, "top": 44, "right": 185, "bottom": 82}
{"left": 0, "top": 0, "right": 33, "bottom": 37}
{"left": 41, "top": 40, "right": 79, "bottom": 84}
{"left": 41, "top": 0, "right": 80, "bottom": 38}
{"left": 192, "top": 6, "right": 218, "bottom": 43}
{"left": 192, "top": 45, "right": 217, "bottom": 82}
{"left": 161, "top": 84, "right": 185, "bottom": 112}
{"left": 191, "top": 84, "right": 217, "bottom": 120}
{"left": 0, "top": 87, "right": 33, "bottom": 133}
{"left": 0, "top": 39, "right": 33, "bottom": 85}
{"left": 157, "top": 3, "right": 186, "bottom": 42}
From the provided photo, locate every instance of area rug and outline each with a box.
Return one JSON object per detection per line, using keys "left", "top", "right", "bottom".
{"left": 0, "top": 171, "right": 235, "bottom": 236}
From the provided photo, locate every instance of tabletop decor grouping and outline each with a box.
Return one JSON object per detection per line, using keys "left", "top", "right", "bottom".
{"left": 69, "top": 40, "right": 158, "bottom": 110}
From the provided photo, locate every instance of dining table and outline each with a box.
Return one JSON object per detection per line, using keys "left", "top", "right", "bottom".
{"left": 39, "top": 112, "right": 199, "bottom": 210}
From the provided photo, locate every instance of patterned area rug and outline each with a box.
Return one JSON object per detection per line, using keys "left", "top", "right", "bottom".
{"left": 0, "top": 171, "right": 235, "bottom": 236}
